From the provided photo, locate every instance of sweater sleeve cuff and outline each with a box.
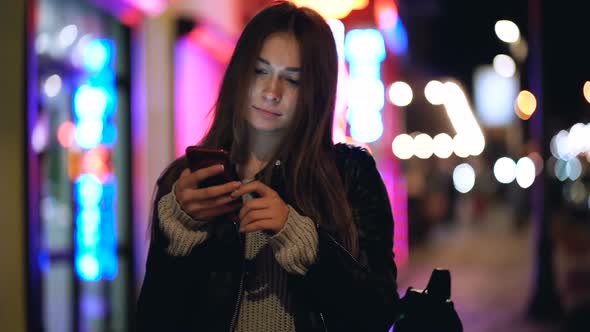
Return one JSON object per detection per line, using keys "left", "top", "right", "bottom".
{"left": 268, "top": 205, "right": 319, "bottom": 275}
{"left": 157, "top": 182, "right": 210, "bottom": 256}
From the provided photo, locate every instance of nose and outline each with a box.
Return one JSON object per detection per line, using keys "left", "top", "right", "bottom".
{"left": 262, "top": 77, "right": 281, "bottom": 103}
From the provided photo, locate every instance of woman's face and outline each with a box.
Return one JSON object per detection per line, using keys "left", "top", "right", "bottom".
{"left": 245, "top": 32, "right": 301, "bottom": 132}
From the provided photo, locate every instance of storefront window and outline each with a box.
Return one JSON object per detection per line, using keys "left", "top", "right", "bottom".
{"left": 30, "top": 0, "right": 132, "bottom": 330}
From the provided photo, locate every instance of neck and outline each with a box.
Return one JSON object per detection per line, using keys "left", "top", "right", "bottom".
{"left": 240, "top": 125, "right": 284, "bottom": 179}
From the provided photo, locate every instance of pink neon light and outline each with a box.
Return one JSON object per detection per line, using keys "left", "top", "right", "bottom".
{"left": 189, "top": 26, "right": 236, "bottom": 64}
{"left": 374, "top": 0, "right": 399, "bottom": 30}
{"left": 174, "top": 37, "right": 227, "bottom": 157}
{"left": 124, "top": 0, "right": 166, "bottom": 16}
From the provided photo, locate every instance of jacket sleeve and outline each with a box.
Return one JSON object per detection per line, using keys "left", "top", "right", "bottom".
{"left": 135, "top": 158, "right": 214, "bottom": 331}
{"left": 301, "top": 147, "right": 402, "bottom": 331}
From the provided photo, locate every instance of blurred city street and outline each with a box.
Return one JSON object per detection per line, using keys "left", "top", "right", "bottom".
{"left": 398, "top": 200, "right": 562, "bottom": 332}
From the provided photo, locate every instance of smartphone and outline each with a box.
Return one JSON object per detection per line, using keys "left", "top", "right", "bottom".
{"left": 185, "top": 146, "right": 236, "bottom": 188}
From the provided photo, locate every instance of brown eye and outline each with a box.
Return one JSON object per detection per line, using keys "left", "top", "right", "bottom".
{"left": 255, "top": 68, "right": 268, "bottom": 75}
{"left": 285, "top": 77, "right": 300, "bottom": 86}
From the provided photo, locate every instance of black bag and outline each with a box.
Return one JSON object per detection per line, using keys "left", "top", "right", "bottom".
{"left": 393, "top": 269, "right": 463, "bottom": 332}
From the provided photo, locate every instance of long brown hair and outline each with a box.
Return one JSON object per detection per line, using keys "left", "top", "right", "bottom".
{"left": 200, "top": 1, "right": 358, "bottom": 256}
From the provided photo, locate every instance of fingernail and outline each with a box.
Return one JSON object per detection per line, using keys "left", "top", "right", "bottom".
{"left": 219, "top": 164, "right": 224, "bottom": 170}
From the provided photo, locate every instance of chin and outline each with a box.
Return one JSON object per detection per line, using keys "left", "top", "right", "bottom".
{"left": 247, "top": 119, "right": 287, "bottom": 133}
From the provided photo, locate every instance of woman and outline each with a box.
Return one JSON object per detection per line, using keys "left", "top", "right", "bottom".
{"left": 136, "top": 2, "right": 401, "bottom": 331}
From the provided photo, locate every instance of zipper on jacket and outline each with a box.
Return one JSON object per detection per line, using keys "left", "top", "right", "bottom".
{"left": 319, "top": 312, "right": 328, "bottom": 331}
{"left": 317, "top": 224, "right": 364, "bottom": 268}
{"left": 229, "top": 229, "right": 246, "bottom": 331}
{"left": 229, "top": 266, "right": 245, "bottom": 332}
{"left": 230, "top": 160, "right": 281, "bottom": 331}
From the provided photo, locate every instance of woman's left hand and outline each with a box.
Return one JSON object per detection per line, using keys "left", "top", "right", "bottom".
{"left": 230, "top": 180, "right": 289, "bottom": 234}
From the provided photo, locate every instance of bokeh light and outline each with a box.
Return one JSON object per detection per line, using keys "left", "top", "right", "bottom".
{"left": 349, "top": 111, "right": 384, "bottom": 143}
{"left": 388, "top": 81, "right": 413, "bottom": 107}
{"left": 515, "top": 90, "right": 537, "bottom": 119}
{"left": 75, "top": 174, "right": 103, "bottom": 207}
{"left": 494, "top": 157, "right": 517, "bottom": 184}
{"left": 31, "top": 118, "right": 49, "bottom": 153}
{"left": 291, "top": 0, "right": 369, "bottom": 19}
{"left": 83, "top": 39, "right": 112, "bottom": 72}
{"left": 83, "top": 146, "right": 110, "bottom": 182}
{"left": 495, "top": 20, "right": 520, "bottom": 43}
{"left": 453, "top": 163, "right": 476, "bottom": 193}
{"left": 515, "top": 157, "right": 536, "bottom": 188}
{"left": 554, "top": 159, "right": 568, "bottom": 181}
{"left": 392, "top": 134, "right": 414, "bottom": 159}
{"left": 58, "top": 24, "right": 78, "bottom": 48}
{"left": 76, "top": 254, "right": 100, "bottom": 281}
{"left": 74, "top": 85, "right": 109, "bottom": 120}
{"left": 75, "top": 120, "right": 103, "bottom": 149}
{"left": 414, "top": 133, "right": 433, "bottom": 159}
{"left": 58, "top": 121, "right": 76, "bottom": 148}
{"left": 432, "top": 133, "right": 454, "bottom": 158}
{"left": 493, "top": 54, "right": 516, "bottom": 78}
{"left": 424, "top": 80, "right": 445, "bottom": 105}
{"left": 568, "top": 123, "right": 590, "bottom": 157}
{"left": 453, "top": 134, "right": 471, "bottom": 158}
{"left": 528, "top": 152, "right": 544, "bottom": 176}
{"left": 44, "top": 74, "right": 62, "bottom": 98}
{"left": 35, "top": 33, "right": 50, "bottom": 54}
{"left": 509, "top": 39, "right": 528, "bottom": 62}
{"left": 566, "top": 158, "right": 583, "bottom": 181}
{"left": 566, "top": 181, "right": 587, "bottom": 205}
{"left": 443, "top": 81, "right": 486, "bottom": 156}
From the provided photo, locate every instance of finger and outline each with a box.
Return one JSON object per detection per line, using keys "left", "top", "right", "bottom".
{"left": 195, "top": 201, "right": 242, "bottom": 220}
{"left": 193, "top": 181, "right": 241, "bottom": 201}
{"left": 175, "top": 169, "right": 194, "bottom": 190}
{"left": 239, "top": 219, "right": 273, "bottom": 233}
{"left": 238, "top": 198, "right": 271, "bottom": 219}
{"left": 186, "top": 194, "right": 239, "bottom": 214}
{"left": 231, "top": 181, "right": 275, "bottom": 199}
{"left": 187, "top": 164, "right": 226, "bottom": 187}
{"left": 240, "top": 209, "right": 274, "bottom": 227}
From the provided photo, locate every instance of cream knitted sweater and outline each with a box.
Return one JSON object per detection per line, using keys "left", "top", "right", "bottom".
{"left": 157, "top": 182, "right": 319, "bottom": 331}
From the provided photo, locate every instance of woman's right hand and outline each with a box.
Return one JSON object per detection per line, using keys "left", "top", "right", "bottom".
{"left": 174, "top": 164, "right": 242, "bottom": 220}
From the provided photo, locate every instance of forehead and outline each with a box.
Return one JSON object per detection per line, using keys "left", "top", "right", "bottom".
{"left": 258, "top": 32, "right": 300, "bottom": 67}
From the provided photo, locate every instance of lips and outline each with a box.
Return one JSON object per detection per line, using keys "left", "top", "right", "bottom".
{"left": 253, "top": 106, "right": 282, "bottom": 117}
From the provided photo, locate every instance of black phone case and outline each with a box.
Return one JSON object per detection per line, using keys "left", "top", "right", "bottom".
{"left": 185, "top": 147, "right": 237, "bottom": 188}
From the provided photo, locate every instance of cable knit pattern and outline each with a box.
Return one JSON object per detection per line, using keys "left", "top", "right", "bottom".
{"left": 269, "top": 205, "right": 319, "bottom": 275}
{"left": 157, "top": 182, "right": 210, "bottom": 256}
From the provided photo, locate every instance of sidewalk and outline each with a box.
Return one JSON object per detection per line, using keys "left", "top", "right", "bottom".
{"left": 396, "top": 200, "right": 563, "bottom": 332}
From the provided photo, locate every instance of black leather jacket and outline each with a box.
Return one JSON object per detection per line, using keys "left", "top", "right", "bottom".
{"left": 136, "top": 143, "right": 401, "bottom": 331}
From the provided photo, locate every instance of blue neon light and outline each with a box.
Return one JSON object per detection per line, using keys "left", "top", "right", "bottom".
{"left": 99, "top": 208, "right": 118, "bottom": 280}
{"left": 83, "top": 39, "right": 114, "bottom": 72}
{"left": 74, "top": 85, "right": 109, "bottom": 120}
{"left": 344, "top": 29, "right": 386, "bottom": 63}
{"left": 76, "top": 253, "right": 101, "bottom": 281}
{"left": 384, "top": 18, "right": 408, "bottom": 55}
{"left": 75, "top": 120, "right": 103, "bottom": 149}
{"left": 76, "top": 208, "right": 100, "bottom": 246}
{"left": 345, "top": 29, "right": 386, "bottom": 143}
{"left": 74, "top": 37, "right": 118, "bottom": 282}
{"left": 75, "top": 174, "right": 103, "bottom": 207}
{"left": 348, "top": 63, "right": 381, "bottom": 81}
{"left": 102, "top": 122, "right": 118, "bottom": 146}
{"left": 101, "top": 248, "right": 118, "bottom": 281}
{"left": 350, "top": 115, "right": 384, "bottom": 143}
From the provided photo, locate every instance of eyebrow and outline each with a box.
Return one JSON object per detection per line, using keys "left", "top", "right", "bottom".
{"left": 257, "top": 57, "right": 301, "bottom": 73}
